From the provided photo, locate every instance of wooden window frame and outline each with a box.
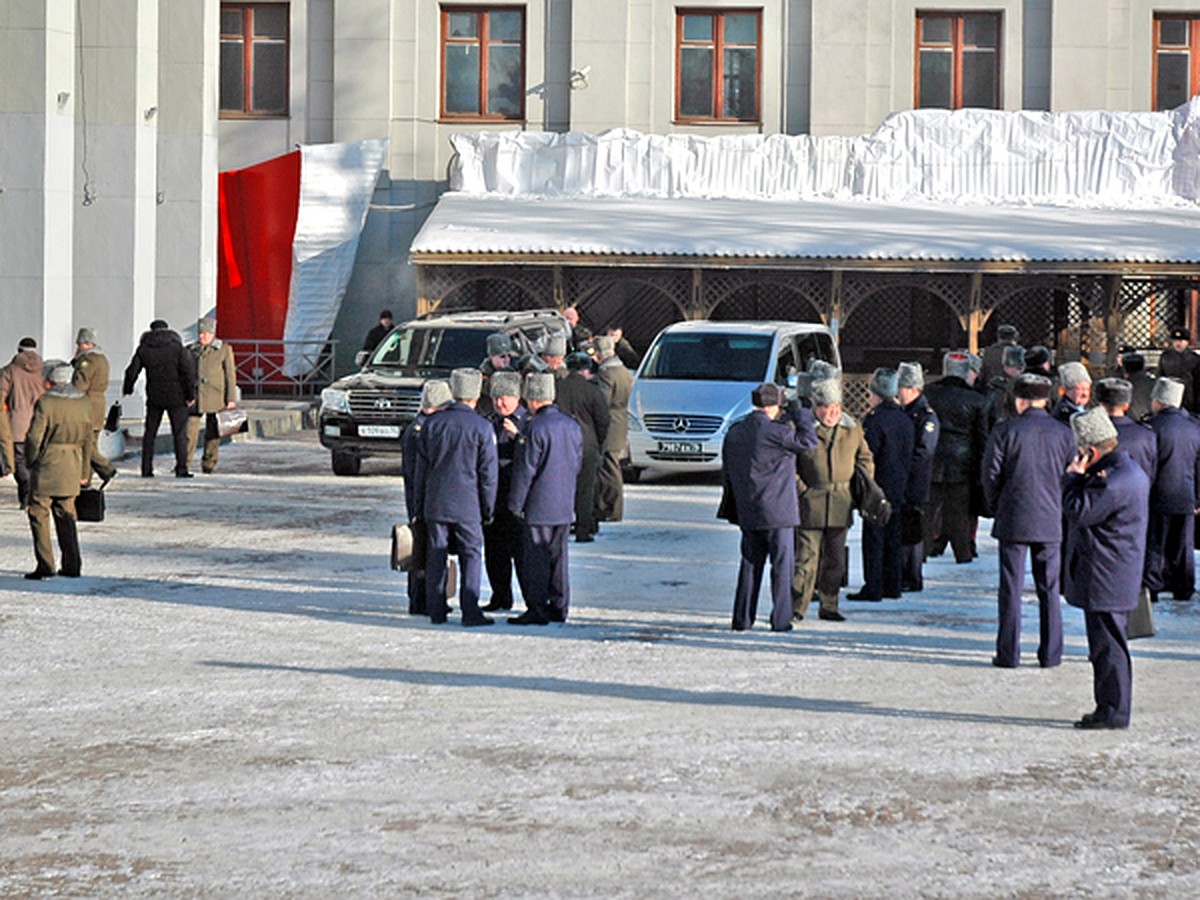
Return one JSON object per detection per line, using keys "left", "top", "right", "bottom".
{"left": 675, "top": 8, "right": 763, "bottom": 124}
{"left": 1153, "top": 14, "right": 1200, "bottom": 111}
{"left": 220, "top": 2, "right": 290, "bottom": 119}
{"left": 439, "top": 5, "right": 527, "bottom": 123}
{"left": 914, "top": 10, "right": 1001, "bottom": 110}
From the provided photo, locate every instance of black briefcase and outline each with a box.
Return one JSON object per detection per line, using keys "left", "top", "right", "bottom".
{"left": 76, "top": 487, "right": 106, "bottom": 523}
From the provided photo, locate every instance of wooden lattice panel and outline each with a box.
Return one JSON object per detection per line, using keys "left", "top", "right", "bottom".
{"left": 707, "top": 273, "right": 826, "bottom": 322}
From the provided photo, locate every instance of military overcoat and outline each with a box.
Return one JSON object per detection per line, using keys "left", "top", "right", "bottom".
{"left": 796, "top": 413, "right": 874, "bottom": 529}
{"left": 25, "top": 387, "right": 92, "bottom": 497}
{"left": 189, "top": 339, "right": 238, "bottom": 414}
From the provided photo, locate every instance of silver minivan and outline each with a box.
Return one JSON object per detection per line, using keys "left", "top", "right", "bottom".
{"left": 625, "top": 320, "right": 840, "bottom": 478}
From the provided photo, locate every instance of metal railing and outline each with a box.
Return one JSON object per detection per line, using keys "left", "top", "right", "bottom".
{"left": 226, "top": 339, "right": 338, "bottom": 398}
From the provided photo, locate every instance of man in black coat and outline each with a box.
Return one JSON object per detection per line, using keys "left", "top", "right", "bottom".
{"left": 1144, "top": 377, "right": 1200, "bottom": 600}
{"left": 507, "top": 373, "right": 584, "bottom": 625}
{"left": 555, "top": 353, "right": 610, "bottom": 543}
{"left": 1062, "top": 408, "right": 1150, "bottom": 729}
{"left": 848, "top": 369, "right": 913, "bottom": 602}
{"left": 412, "top": 368, "right": 498, "bottom": 627}
{"left": 924, "top": 352, "right": 988, "bottom": 563}
{"left": 362, "top": 309, "right": 393, "bottom": 356}
{"left": 1120, "top": 352, "right": 1155, "bottom": 421}
{"left": 122, "top": 320, "right": 197, "bottom": 478}
{"left": 481, "top": 372, "right": 530, "bottom": 612}
{"left": 981, "top": 374, "right": 1075, "bottom": 668}
{"left": 985, "top": 344, "right": 1026, "bottom": 429}
{"left": 897, "top": 362, "right": 939, "bottom": 593}
{"left": 401, "top": 380, "right": 452, "bottom": 614}
{"left": 721, "top": 382, "right": 818, "bottom": 631}
{"left": 979, "top": 324, "right": 1020, "bottom": 387}
{"left": 1157, "top": 327, "right": 1198, "bottom": 413}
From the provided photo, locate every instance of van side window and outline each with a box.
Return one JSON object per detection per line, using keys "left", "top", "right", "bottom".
{"left": 794, "top": 332, "right": 836, "bottom": 372}
{"left": 773, "top": 345, "right": 795, "bottom": 385}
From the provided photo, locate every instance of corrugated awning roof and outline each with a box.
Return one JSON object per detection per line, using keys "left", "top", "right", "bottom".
{"left": 410, "top": 193, "right": 1200, "bottom": 267}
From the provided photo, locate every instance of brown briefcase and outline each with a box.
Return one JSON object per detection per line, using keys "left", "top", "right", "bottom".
{"left": 391, "top": 521, "right": 425, "bottom": 571}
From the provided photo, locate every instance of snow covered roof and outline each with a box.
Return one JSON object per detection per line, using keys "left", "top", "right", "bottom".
{"left": 412, "top": 105, "right": 1200, "bottom": 268}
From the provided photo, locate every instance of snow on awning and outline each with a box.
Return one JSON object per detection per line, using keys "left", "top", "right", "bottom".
{"left": 410, "top": 193, "right": 1200, "bottom": 265}
{"left": 413, "top": 102, "right": 1200, "bottom": 268}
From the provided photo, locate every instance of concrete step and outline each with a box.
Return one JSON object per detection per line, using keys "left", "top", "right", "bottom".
{"left": 114, "top": 400, "right": 318, "bottom": 458}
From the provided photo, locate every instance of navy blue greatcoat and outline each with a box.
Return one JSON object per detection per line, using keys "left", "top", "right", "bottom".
{"left": 855, "top": 400, "right": 914, "bottom": 600}
{"left": 901, "top": 393, "right": 940, "bottom": 591}
{"left": 1145, "top": 406, "right": 1200, "bottom": 597}
{"left": 508, "top": 404, "right": 584, "bottom": 622}
{"left": 980, "top": 406, "right": 1075, "bottom": 667}
{"left": 1111, "top": 415, "right": 1157, "bottom": 482}
{"left": 413, "top": 401, "right": 499, "bottom": 624}
{"left": 721, "top": 404, "right": 818, "bottom": 631}
{"left": 401, "top": 410, "right": 430, "bottom": 613}
{"left": 1062, "top": 449, "right": 1150, "bottom": 727}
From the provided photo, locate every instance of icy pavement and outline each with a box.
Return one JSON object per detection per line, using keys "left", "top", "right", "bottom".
{"left": 1, "top": 430, "right": 1198, "bottom": 896}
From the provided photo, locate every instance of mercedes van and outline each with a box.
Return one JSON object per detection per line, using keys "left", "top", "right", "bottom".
{"left": 625, "top": 320, "right": 840, "bottom": 478}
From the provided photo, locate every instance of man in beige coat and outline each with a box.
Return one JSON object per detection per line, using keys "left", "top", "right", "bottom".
{"left": 793, "top": 377, "right": 875, "bottom": 622}
{"left": 595, "top": 334, "right": 633, "bottom": 522}
{"left": 71, "top": 327, "right": 118, "bottom": 487}
{"left": 25, "top": 365, "right": 93, "bottom": 579}
{"left": 186, "top": 317, "right": 238, "bottom": 473}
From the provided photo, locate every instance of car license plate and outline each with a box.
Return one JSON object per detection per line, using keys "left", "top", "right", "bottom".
{"left": 358, "top": 424, "right": 401, "bottom": 439}
{"left": 657, "top": 440, "right": 702, "bottom": 454}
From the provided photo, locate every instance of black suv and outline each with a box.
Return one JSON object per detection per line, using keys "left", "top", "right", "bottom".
{"left": 318, "top": 308, "right": 570, "bottom": 475}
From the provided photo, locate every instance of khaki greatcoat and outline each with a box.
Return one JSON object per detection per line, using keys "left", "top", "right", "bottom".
{"left": 72, "top": 348, "right": 111, "bottom": 428}
{"left": 26, "top": 388, "right": 93, "bottom": 498}
{"left": 797, "top": 413, "right": 875, "bottom": 529}
{"left": 190, "top": 339, "right": 238, "bottom": 413}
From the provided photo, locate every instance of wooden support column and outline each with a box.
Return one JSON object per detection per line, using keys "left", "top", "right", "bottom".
{"left": 1104, "top": 274, "right": 1124, "bottom": 373}
{"left": 415, "top": 266, "right": 436, "bottom": 317}
{"left": 553, "top": 265, "right": 566, "bottom": 309}
{"left": 828, "top": 270, "right": 844, "bottom": 343}
{"left": 966, "top": 272, "right": 985, "bottom": 354}
{"left": 686, "top": 268, "right": 705, "bottom": 320}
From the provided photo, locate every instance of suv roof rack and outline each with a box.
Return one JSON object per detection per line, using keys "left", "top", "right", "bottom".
{"left": 414, "top": 307, "right": 564, "bottom": 324}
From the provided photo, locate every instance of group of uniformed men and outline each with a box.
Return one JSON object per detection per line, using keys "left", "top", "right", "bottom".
{"left": 2, "top": 320, "right": 238, "bottom": 579}
{"left": 719, "top": 323, "right": 1200, "bottom": 730}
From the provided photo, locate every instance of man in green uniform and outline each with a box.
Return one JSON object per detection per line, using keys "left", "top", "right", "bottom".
{"left": 71, "top": 327, "right": 118, "bottom": 487}
{"left": 25, "top": 365, "right": 93, "bottom": 579}
{"left": 186, "top": 317, "right": 238, "bottom": 473}
{"left": 793, "top": 377, "right": 875, "bottom": 622}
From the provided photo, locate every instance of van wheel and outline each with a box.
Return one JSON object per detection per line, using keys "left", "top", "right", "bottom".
{"left": 331, "top": 451, "right": 362, "bottom": 476}
{"left": 622, "top": 466, "right": 643, "bottom": 484}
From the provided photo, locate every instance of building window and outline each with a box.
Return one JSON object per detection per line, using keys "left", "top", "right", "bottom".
{"left": 220, "top": 3, "right": 289, "bottom": 117}
{"left": 915, "top": 11, "right": 1000, "bottom": 109}
{"left": 1154, "top": 14, "right": 1200, "bottom": 110}
{"left": 441, "top": 6, "right": 526, "bottom": 121}
{"left": 676, "top": 9, "right": 761, "bottom": 122}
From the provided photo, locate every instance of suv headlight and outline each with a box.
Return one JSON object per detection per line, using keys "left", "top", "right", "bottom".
{"left": 627, "top": 412, "right": 642, "bottom": 432}
{"left": 321, "top": 388, "right": 350, "bottom": 414}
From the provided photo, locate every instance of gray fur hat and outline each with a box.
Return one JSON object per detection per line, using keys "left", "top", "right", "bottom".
{"left": 420, "top": 379, "right": 453, "bottom": 410}
{"left": 810, "top": 378, "right": 842, "bottom": 407}
{"left": 197, "top": 316, "right": 216, "bottom": 335}
{"left": 594, "top": 335, "right": 616, "bottom": 358}
{"left": 869, "top": 368, "right": 899, "bottom": 399}
{"left": 942, "top": 351, "right": 972, "bottom": 379}
{"left": 1153, "top": 377, "right": 1185, "bottom": 409}
{"left": 489, "top": 370, "right": 522, "bottom": 398}
{"left": 998, "top": 324, "right": 1019, "bottom": 342}
{"left": 49, "top": 364, "right": 74, "bottom": 385}
{"left": 450, "top": 368, "right": 483, "bottom": 401}
{"left": 486, "top": 333, "right": 513, "bottom": 357}
{"left": 1058, "top": 361, "right": 1092, "bottom": 389}
{"left": 75, "top": 328, "right": 97, "bottom": 345}
{"left": 1070, "top": 407, "right": 1118, "bottom": 448}
{"left": 524, "top": 372, "right": 556, "bottom": 403}
{"left": 897, "top": 362, "right": 924, "bottom": 389}
{"left": 1095, "top": 378, "right": 1132, "bottom": 408}
{"left": 1001, "top": 345, "right": 1026, "bottom": 369}
{"left": 543, "top": 335, "right": 568, "bottom": 357}
{"left": 807, "top": 359, "right": 840, "bottom": 381}
{"left": 967, "top": 352, "right": 983, "bottom": 374}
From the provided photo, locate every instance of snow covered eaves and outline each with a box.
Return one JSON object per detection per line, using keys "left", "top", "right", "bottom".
{"left": 410, "top": 192, "right": 1200, "bottom": 269}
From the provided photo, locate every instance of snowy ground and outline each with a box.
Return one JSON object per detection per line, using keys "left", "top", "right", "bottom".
{"left": 1, "top": 429, "right": 1198, "bottom": 897}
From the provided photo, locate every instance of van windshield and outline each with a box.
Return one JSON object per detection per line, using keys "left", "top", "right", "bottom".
{"left": 639, "top": 333, "right": 773, "bottom": 381}
{"left": 369, "top": 327, "right": 490, "bottom": 370}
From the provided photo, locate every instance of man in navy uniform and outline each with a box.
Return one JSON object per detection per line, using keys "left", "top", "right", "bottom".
{"left": 981, "top": 374, "right": 1075, "bottom": 667}
{"left": 401, "top": 380, "right": 452, "bottom": 614}
{"left": 412, "top": 368, "right": 498, "bottom": 627}
{"left": 1096, "top": 378, "right": 1156, "bottom": 480}
{"left": 924, "top": 351, "right": 988, "bottom": 563}
{"left": 897, "top": 362, "right": 939, "bottom": 592}
{"left": 1062, "top": 408, "right": 1150, "bottom": 729}
{"left": 507, "top": 372, "right": 584, "bottom": 625}
{"left": 1051, "top": 361, "right": 1092, "bottom": 425}
{"left": 555, "top": 352, "right": 610, "bottom": 543}
{"left": 848, "top": 369, "right": 913, "bottom": 602}
{"left": 481, "top": 371, "right": 530, "bottom": 612}
{"left": 1144, "top": 377, "right": 1200, "bottom": 601}
{"left": 721, "top": 382, "right": 818, "bottom": 631}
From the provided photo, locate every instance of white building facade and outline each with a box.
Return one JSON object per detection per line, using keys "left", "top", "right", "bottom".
{"left": 5, "top": 0, "right": 1200, "bottom": 378}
